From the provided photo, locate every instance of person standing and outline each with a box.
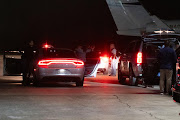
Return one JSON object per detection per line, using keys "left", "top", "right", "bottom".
{"left": 75, "top": 45, "right": 86, "bottom": 62}
{"left": 21, "top": 40, "right": 37, "bottom": 86}
{"left": 109, "top": 43, "right": 119, "bottom": 76}
{"left": 158, "top": 40, "right": 177, "bottom": 95}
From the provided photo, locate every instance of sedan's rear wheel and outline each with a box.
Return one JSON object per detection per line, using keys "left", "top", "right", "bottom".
{"left": 76, "top": 77, "right": 84, "bottom": 87}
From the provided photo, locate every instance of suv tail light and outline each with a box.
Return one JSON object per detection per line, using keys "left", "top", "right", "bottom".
{"left": 137, "top": 52, "right": 142, "bottom": 64}
{"left": 38, "top": 59, "right": 84, "bottom": 68}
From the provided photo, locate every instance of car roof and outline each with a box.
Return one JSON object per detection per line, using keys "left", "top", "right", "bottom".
{"left": 143, "top": 33, "right": 180, "bottom": 43}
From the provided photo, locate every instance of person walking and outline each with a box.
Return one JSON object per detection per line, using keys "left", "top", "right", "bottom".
{"left": 158, "top": 40, "right": 177, "bottom": 95}
{"left": 21, "top": 40, "right": 37, "bottom": 86}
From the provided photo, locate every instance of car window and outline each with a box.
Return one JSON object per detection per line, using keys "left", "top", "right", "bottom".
{"left": 134, "top": 41, "right": 141, "bottom": 52}
{"left": 37, "top": 48, "right": 76, "bottom": 58}
{"left": 124, "top": 42, "right": 135, "bottom": 53}
{"left": 144, "top": 43, "right": 160, "bottom": 58}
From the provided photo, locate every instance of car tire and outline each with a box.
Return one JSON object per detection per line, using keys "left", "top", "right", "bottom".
{"left": 22, "top": 73, "right": 31, "bottom": 86}
{"left": 118, "top": 69, "right": 126, "bottom": 84}
{"left": 76, "top": 77, "right": 84, "bottom": 87}
{"left": 33, "top": 74, "right": 40, "bottom": 87}
{"left": 173, "top": 92, "right": 180, "bottom": 102}
{"left": 129, "top": 66, "right": 137, "bottom": 86}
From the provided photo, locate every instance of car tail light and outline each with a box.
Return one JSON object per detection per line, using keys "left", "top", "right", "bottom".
{"left": 100, "top": 56, "right": 109, "bottom": 63}
{"left": 137, "top": 52, "right": 142, "bottom": 64}
{"left": 42, "top": 43, "right": 54, "bottom": 49}
{"left": 38, "top": 59, "right": 84, "bottom": 68}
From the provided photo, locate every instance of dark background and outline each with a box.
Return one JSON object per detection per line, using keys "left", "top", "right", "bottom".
{"left": 0, "top": 0, "right": 179, "bottom": 51}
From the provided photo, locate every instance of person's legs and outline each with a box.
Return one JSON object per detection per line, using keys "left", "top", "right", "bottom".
{"left": 22, "top": 61, "right": 31, "bottom": 86}
{"left": 165, "top": 69, "right": 173, "bottom": 94}
{"left": 160, "top": 69, "right": 166, "bottom": 93}
{"left": 111, "top": 59, "right": 116, "bottom": 76}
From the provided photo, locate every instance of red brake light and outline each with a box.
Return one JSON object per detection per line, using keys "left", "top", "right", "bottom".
{"left": 45, "top": 44, "right": 49, "bottom": 48}
{"left": 38, "top": 59, "right": 84, "bottom": 67}
{"left": 137, "top": 52, "right": 142, "bottom": 64}
{"left": 73, "top": 61, "right": 84, "bottom": 65}
{"left": 42, "top": 43, "right": 54, "bottom": 48}
{"left": 100, "top": 56, "right": 109, "bottom": 63}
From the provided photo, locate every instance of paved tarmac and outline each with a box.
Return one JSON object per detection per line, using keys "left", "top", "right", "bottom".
{"left": 0, "top": 74, "right": 179, "bottom": 120}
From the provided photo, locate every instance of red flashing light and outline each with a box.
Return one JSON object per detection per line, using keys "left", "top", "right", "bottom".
{"left": 137, "top": 52, "right": 142, "bottom": 64}
{"left": 42, "top": 43, "right": 54, "bottom": 49}
{"left": 38, "top": 59, "right": 84, "bottom": 67}
{"left": 45, "top": 44, "right": 49, "bottom": 48}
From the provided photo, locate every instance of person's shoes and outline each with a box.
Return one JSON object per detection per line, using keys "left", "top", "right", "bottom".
{"left": 160, "top": 92, "right": 164, "bottom": 95}
{"left": 143, "top": 85, "right": 147, "bottom": 88}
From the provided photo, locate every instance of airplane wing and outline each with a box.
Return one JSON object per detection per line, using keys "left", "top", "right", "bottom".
{"left": 106, "top": 0, "right": 153, "bottom": 36}
{"left": 150, "top": 15, "right": 171, "bottom": 30}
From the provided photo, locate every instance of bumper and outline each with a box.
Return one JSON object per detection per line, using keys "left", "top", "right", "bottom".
{"left": 133, "top": 64, "right": 143, "bottom": 77}
{"left": 35, "top": 67, "right": 85, "bottom": 82}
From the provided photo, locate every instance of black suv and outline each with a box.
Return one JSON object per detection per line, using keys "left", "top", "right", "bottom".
{"left": 118, "top": 34, "right": 180, "bottom": 86}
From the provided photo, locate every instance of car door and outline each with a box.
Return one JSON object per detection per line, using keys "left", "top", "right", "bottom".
{"left": 3, "top": 51, "right": 23, "bottom": 76}
{"left": 84, "top": 51, "right": 100, "bottom": 77}
{"left": 120, "top": 42, "right": 136, "bottom": 76}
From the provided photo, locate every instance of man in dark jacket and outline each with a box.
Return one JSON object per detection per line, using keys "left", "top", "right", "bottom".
{"left": 22, "top": 40, "right": 37, "bottom": 86}
{"left": 158, "top": 40, "right": 177, "bottom": 95}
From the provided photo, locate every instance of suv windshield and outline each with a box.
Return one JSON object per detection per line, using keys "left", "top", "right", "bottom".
{"left": 37, "top": 48, "right": 76, "bottom": 58}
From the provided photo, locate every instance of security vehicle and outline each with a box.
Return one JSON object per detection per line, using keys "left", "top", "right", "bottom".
{"left": 33, "top": 47, "right": 85, "bottom": 86}
{"left": 118, "top": 33, "right": 180, "bottom": 86}
{"left": 172, "top": 47, "right": 180, "bottom": 102}
{"left": 3, "top": 44, "right": 100, "bottom": 87}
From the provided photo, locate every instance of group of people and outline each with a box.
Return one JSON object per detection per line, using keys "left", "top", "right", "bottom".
{"left": 75, "top": 42, "right": 119, "bottom": 76}
{"left": 74, "top": 44, "right": 96, "bottom": 63}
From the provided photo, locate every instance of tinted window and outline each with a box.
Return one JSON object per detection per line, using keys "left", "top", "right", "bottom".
{"left": 125, "top": 42, "right": 135, "bottom": 53}
{"left": 134, "top": 41, "right": 141, "bottom": 52}
{"left": 144, "top": 43, "right": 160, "bottom": 57}
{"left": 37, "top": 49, "right": 76, "bottom": 58}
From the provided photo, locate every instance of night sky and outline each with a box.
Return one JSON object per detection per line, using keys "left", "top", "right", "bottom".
{"left": 0, "top": 0, "right": 117, "bottom": 50}
{"left": 0, "top": 0, "right": 179, "bottom": 50}
{"left": 140, "top": 0, "right": 180, "bottom": 20}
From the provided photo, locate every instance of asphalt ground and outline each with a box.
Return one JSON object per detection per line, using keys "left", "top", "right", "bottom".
{"left": 0, "top": 74, "right": 179, "bottom": 120}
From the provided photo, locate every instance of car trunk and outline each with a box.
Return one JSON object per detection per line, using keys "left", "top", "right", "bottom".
{"left": 142, "top": 42, "right": 163, "bottom": 85}
{"left": 38, "top": 58, "right": 82, "bottom": 69}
